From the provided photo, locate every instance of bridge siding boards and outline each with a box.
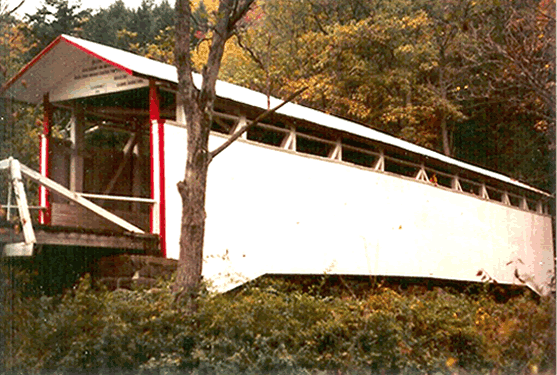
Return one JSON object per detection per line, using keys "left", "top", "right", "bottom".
{"left": 0, "top": 35, "right": 554, "bottom": 294}
{"left": 162, "top": 122, "right": 554, "bottom": 293}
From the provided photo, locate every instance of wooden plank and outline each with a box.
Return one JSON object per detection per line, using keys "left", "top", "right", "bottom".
{"left": 374, "top": 150, "right": 385, "bottom": 171}
{"left": 0, "top": 227, "right": 159, "bottom": 253}
{"left": 480, "top": 184, "right": 490, "bottom": 199}
{"left": 78, "top": 193, "right": 155, "bottom": 203}
{"left": 328, "top": 139, "right": 342, "bottom": 160}
{"left": 452, "top": 177, "right": 463, "bottom": 192}
{"left": 19, "top": 163, "right": 144, "bottom": 233}
{"left": 9, "top": 159, "right": 36, "bottom": 244}
{"left": 0, "top": 158, "right": 9, "bottom": 170}
{"left": 51, "top": 202, "right": 149, "bottom": 232}
{"left": 281, "top": 126, "right": 296, "bottom": 150}
{"left": 3, "top": 243, "right": 33, "bottom": 256}
{"left": 69, "top": 105, "right": 85, "bottom": 192}
{"left": 102, "top": 132, "right": 138, "bottom": 196}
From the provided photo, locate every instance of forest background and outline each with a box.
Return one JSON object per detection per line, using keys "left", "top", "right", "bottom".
{"left": 0, "top": 0, "right": 555, "bottom": 194}
{"left": 0, "top": 1, "right": 555, "bottom": 374}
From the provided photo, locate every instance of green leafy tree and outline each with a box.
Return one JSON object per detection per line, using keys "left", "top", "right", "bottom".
{"left": 25, "top": 0, "right": 91, "bottom": 57}
{"left": 81, "top": 0, "right": 134, "bottom": 49}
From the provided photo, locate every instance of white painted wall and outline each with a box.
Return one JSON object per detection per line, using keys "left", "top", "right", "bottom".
{"left": 164, "top": 121, "right": 554, "bottom": 294}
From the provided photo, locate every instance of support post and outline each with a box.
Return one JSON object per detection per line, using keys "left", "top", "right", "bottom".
{"left": 149, "top": 80, "right": 166, "bottom": 256}
{"left": 415, "top": 164, "right": 429, "bottom": 182}
{"left": 280, "top": 126, "right": 296, "bottom": 150}
{"left": 69, "top": 103, "right": 85, "bottom": 193}
{"left": 480, "top": 184, "right": 489, "bottom": 199}
{"left": 374, "top": 150, "right": 385, "bottom": 171}
{"left": 328, "top": 138, "right": 342, "bottom": 160}
{"left": 132, "top": 130, "right": 143, "bottom": 213}
{"left": 452, "top": 176, "right": 462, "bottom": 192}
{"left": 39, "top": 94, "right": 52, "bottom": 224}
{"left": 231, "top": 116, "right": 247, "bottom": 139}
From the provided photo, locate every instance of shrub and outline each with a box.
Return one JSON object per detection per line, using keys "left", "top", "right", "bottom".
{"left": 2, "top": 273, "right": 555, "bottom": 375}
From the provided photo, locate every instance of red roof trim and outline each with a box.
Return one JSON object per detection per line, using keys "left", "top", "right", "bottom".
{"left": 62, "top": 36, "right": 134, "bottom": 76}
{"left": 0, "top": 35, "right": 134, "bottom": 95}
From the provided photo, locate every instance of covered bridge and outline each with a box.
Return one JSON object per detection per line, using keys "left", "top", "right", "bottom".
{"left": 1, "top": 35, "right": 554, "bottom": 293}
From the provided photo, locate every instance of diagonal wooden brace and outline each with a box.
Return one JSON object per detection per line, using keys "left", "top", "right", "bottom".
{"left": 9, "top": 158, "right": 36, "bottom": 244}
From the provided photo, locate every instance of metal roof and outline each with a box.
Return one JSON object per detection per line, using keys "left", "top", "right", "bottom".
{"left": 1, "top": 34, "right": 551, "bottom": 197}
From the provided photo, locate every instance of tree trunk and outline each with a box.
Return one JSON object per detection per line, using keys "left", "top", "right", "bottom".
{"left": 174, "top": 108, "right": 211, "bottom": 309}
{"left": 440, "top": 115, "right": 451, "bottom": 157}
{"left": 173, "top": 0, "right": 255, "bottom": 311}
{"left": 438, "top": 65, "right": 452, "bottom": 157}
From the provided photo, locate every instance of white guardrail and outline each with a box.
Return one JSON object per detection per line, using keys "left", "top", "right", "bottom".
{"left": 0, "top": 157, "right": 152, "bottom": 256}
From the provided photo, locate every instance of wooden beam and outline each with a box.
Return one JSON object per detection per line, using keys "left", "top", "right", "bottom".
{"left": 0, "top": 159, "right": 9, "bottom": 169}
{"left": 9, "top": 158, "right": 36, "bottom": 244}
{"left": 374, "top": 150, "right": 385, "bottom": 171}
{"left": 78, "top": 193, "right": 155, "bottom": 203}
{"left": 231, "top": 116, "right": 247, "bottom": 139}
{"left": 502, "top": 192, "right": 511, "bottom": 205}
{"left": 69, "top": 104, "right": 85, "bottom": 192}
{"left": 19, "top": 162, "right": 144, "bottom": 233}
{"left": 415, "top": 165, "right": 429, "bottom": 182}
{"left": 480, "top": 184, "right": 490, "bottom": 199}
{"left": 452, "top": 177, "right": 463, "bottom": 192}
{"left": 0, "top": 228, "right": 160, "bottom": 253}
{"left": 328, "top": 139, "right": 342, "bottom": 160}
{"left": 40, "top": 93, "right": 52, "bottom": 224}
{"left": 520, "top": 197, "right": 529, "bottom": 210}
{"left": 132, "top": 135, "right": 143, "bottom": 213}
{"left": 102, "top": 132, "right": 138, "bottom": 196}
{"left": 280, "top": 126, "right": 296, "bottom": 150}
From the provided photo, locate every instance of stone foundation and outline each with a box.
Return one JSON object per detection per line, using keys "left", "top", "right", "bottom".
{"left": 92, "top": 254, "right": 178, "bottom": 290}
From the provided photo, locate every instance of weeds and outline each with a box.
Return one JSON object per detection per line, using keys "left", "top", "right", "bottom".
{"left": 1, "top": 272, "right": 555, "bottom": 375}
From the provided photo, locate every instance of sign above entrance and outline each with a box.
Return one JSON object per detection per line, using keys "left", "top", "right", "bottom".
{"left": 50, "top": 56, "right": 149, "bottom": 102}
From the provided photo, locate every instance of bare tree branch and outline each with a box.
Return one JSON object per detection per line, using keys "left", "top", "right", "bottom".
{"left": 175, "top": 0, "right": 197, "bottom": 113}
{"left": 3, "top": 0, "right": 25, "bottom": 17}
{"left": 209, "top": 87, "right": 307, "bottom": 161}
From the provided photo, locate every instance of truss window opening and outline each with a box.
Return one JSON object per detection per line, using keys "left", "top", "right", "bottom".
{"left": 211, "top": 118, "right": 234, "bottom": 134}
{"left": 428, "top": 171, "right": 452, "bottom": 188}
{"left": 384, "top": 158, "right": 421, "bottom": 178}
{"left": 247, "top": 125, "right": 287, "bottom": 147}
{"left": 296, "top": 135, "right": 334, "bottom": 158}
{"left": 342, "top": 147, "right": 377, "bottom": 168}
{"left": 486, "top": 187, "right": 502, "bottom": 202}
{"left": 459, "top": 180, "right": 480, "bottom": 196}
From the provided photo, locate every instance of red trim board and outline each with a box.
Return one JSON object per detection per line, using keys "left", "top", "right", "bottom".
{"left": 149, "top": 81, "right": 166, "bottom": 257}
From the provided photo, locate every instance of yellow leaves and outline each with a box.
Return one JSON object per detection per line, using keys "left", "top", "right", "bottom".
{"left": 446, "top": 356, "right": 458, "bottom": 368}
{"left": 400, "top": 10, "right": 430, "bottom": 30}
{"left": 474, "top": 307, "right": 489, "bottom": 326}
{"left": 192, "top": 0, "right": 218, "bottom": 13}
